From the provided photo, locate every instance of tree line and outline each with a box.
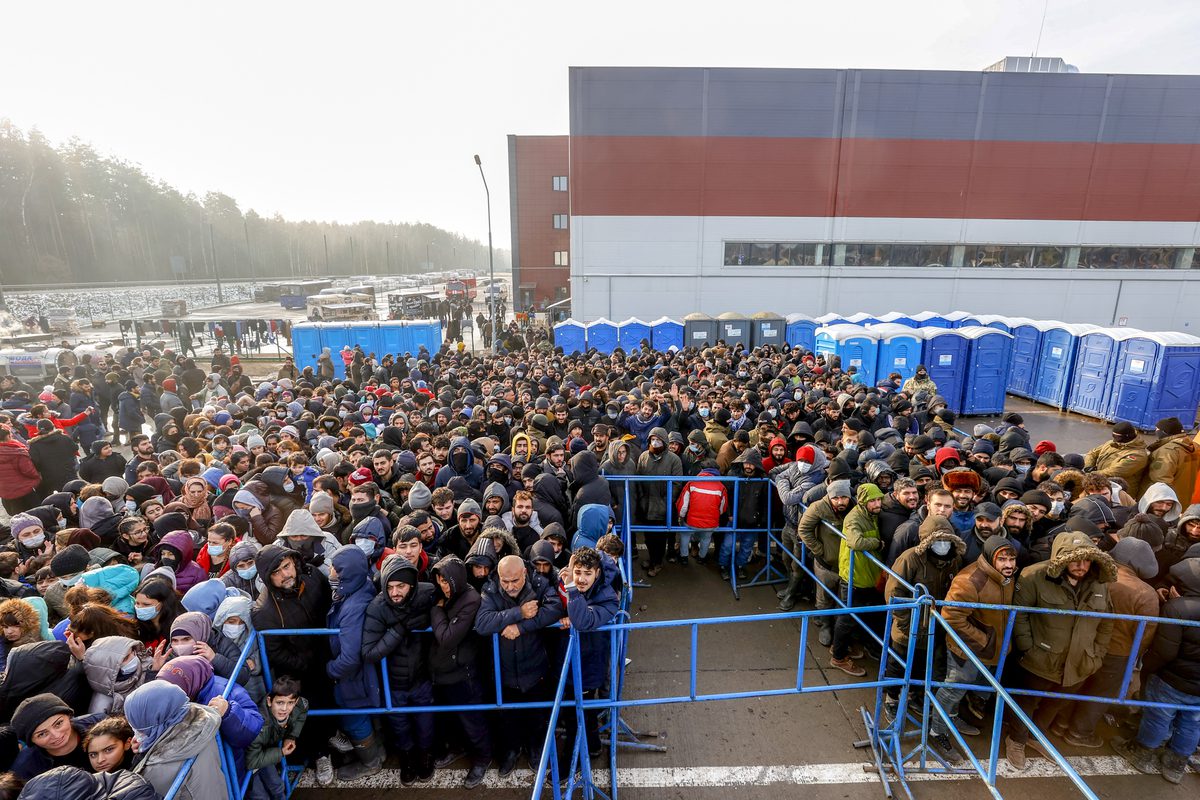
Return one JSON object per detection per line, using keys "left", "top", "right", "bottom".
{"left": 0, "top": 120, "right": 509, "bottom": 285}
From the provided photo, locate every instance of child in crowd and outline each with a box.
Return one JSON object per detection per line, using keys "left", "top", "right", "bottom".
{"left": 246, "top": 676, "right": 308, "bottom": 800}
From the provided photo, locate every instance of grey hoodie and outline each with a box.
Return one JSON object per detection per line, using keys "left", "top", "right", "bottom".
{"left": 482, "top": 481, "right": 511, "bottom": 515}
{"left": 82, "top": 635, "right": 150, "bottom": 714}
{"left": 1139, "top": 481, "right": 1182, "bottom": 523}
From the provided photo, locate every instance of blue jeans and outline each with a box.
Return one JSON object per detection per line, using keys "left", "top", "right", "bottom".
{"left": 932, "top": 650, "right": 984, "bottom": 736}
{"left": 342, "top": 713, "right": 374, "bottom": 741}
{"left": 1137, "top": 674, "right": 1200, "bottom": 756}
{"left": 679, "top": 528, "right": 713, "bottom": 560}
{"left": 719, "top": 532, "right": 755, "bottom": 568}
{"left": 387, "top": 681, "right": 435, "bottom": 751}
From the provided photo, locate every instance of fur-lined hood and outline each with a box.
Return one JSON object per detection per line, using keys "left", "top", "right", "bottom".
{"left": 999, "top": 500, "right": 1032, "bottom": 538}
{"left": 915, "top": 514, "right": 967, "bottom": 557}
{"left": 0, "top": 599, "right": 43, "bottom": 648}
{"left": 1045, "top": 530, "right": 1117, "bottom": 582}
{"left": 1051, "top": 468, "right": 1086, "bottom": 500}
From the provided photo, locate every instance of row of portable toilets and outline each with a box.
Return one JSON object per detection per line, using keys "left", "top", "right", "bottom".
{"left": 553, "top": 312, "right": 1200, "bottom": 429}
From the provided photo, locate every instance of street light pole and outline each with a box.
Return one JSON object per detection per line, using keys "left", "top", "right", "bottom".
{"left": 474, "top": 154, "right": 497, "bottom": 353}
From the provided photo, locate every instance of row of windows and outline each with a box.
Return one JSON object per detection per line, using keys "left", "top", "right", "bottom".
{"left": 722, "top": 242, "right": 1194, "bottom": 269}
{"left": 552, "top": 176, "right": 568, "bottom": 192}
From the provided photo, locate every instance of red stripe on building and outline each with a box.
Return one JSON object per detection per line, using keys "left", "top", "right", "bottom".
{"left": 569, "top": 136, "right": 1200, "bottom": 221}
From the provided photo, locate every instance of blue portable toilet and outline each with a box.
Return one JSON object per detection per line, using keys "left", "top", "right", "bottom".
{"left": 717, "top": 312, "right": 752, "bottom": 347}
{"left": 683, "top": 313, "right": 719, "bottom": 348}
{"left": 871, "top": 323, "right": 923, "bottom": 383}
{"left": 969, "top": 314, "right": 1017, "bottom": 333}
{"left": 346, "top": 322, "right": 381, "bottom": 355}
{"left": 1109, "top": 332, "right": 1200, "bottom": 429}
{"left": 405, "top": 320, "right": 443, "bottom": 355}
{"left": 379, "top": 320, "right": 415, "bottom": 356}
{"left": 290, "top": 323, "right": 323, "bottom": 373}
{"left": 317, "top": 323, "right": 352, "bottom": 357}
{"left": 553, "top": 319, "right": 587, "bottom": 354}
{"left": 1066, "top": 328, "right": 1145, "bottom": 419}
{"left": 844, "top": 312, "right": 880, "bottom": 326}
{"left": 815, "top": 312, "right": 847, "bottom": 326}
{"left": 1031, "top": 323, "right": 1098, "bottom": 409}
{"left": 617, "top": 317, "right": 651, "bottom": 352}
{"left": 1008, "top": 319, "right": 1048, "bottom": 398}
{"left": 920, "top": 328, "right": 971, "bottom": 411}
{"left": 815, "top": 325, "right": 879, "bottom": 385}
{"left": 785, "top": 313, "right": 818, "bottom": 351}
{"left": 585, "top": 318, "right": 618, "bottom": 354}
{"left": 874, "top": 311, "right": 917, "bottom": 327}
{"left": 960, "top": 327, "right": 1015, "bottom": 415}
{"left": 911, "top": 311, "right": 952, "bottom": 329}
{"left": 650, "top": 317, "right": 684, "bottom": 351}
{"left": 751, "top": 312, "right": 785, "bottom": 348}
{"left": 944, "top": 311, "right": 974, "bottom": 328}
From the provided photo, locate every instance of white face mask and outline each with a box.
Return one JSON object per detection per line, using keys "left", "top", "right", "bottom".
{"left": 796, "top": 462, "right": 813, "bottom": 475}
{"left": 355, "top": 538, "right": 375, "bottom": 554}
{"left": 930, "top": 540, "right": 952, "bottom": 557}
{"left": 173, "top": 642, "right": 194, "bottom": 656}
{"left": 1050, "top": 500, "right": 1065, "bottom": 516}
{"left": 222, "top": 623, "right": 245, "bottom": 641}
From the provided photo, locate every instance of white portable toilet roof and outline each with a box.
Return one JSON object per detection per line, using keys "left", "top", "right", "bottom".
{"left": 955, "top": 325, "right": 1014, "bottom": 340}
{"left": 785, "top": 312, "right": 815, "bottom": 323}
{"left": 843, "top": 312, "right": 877, "bottom": 323}
{"left": 968, "top": 314, "right": 1012, "bottom": 325}
{"left": 1083, "top": 326, "right": 1147, "bottom": 341}
{"left": 874, "top": 311, "right": 914, "bottom": 323}
{"left": 909, "top": 311, "right": 945, "bottom": 322}
{"left": 815, "top": 312, "right": 845, "bottom": 324}
{"left": 649, "top": 316, "right": 682, "bottom": 326}
{"left": 918, "top": 327, "right": 967, "bottom": 339}
{"left": 1140, "top": 331, "right": 1200, "bottom": 346}
{"left": 943, "top": 311, "right": 973, "bottom": 321}
{"left": 1005, "top": 317, "right": 1038, "bottom": 327}
{"left": 816, "top": 324, "right": 880, "bottom": 342}
{"left": 617, "top": 317, "right": 650, "bottom": 327}
{"left": 1038, "top": 321, "right": 1100, "bottom": 336}
{"left": 554, "top": 319, "right": 585, "bottom": 329}
{"left": 867, "top": 323, "right": 922, "bottom": 341}
{"left": 585, "top": 317, "right": 615, "bottom": 328}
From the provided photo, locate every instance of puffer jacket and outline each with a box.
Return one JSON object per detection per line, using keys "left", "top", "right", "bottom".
{"left": 363, "top": 555, "right": 436, "bottom": 690}
{"left": 148, "top": 530, "right": 206, "bottom": 594}
{"left": 17, "top": 766, "right": 158, "bottom": 800}
{"left": 251, "top": 545, "right": 332, "bottom": 680}
{"left": 325, "top": 545, "right": 380, "bottom": 709}
{"left": 1084, "top": 438, "right": 1149, "bottom": 493}
{"left": 474, "top": 562, "right": 563, "bottom": 691}
{"left": 0, "top": 439, "right": 40, "bottom": 499}
{"left": 429, "top": 556, "right": 483, "bottom": 685}
{"left": 885, "top": 515, "right": 965, "bottom": 648}
{"left": 677, "top": 468, "right": 728, "bottom": 529}
{"left": 773, "top": 449, "right": 829, "bottom": 526}
{"left": 733, "top": 449, "right": 770, "bottom": 530}
{"left": 1148, "top": 431, "right": 1200, "bottom": 509}
{"left": 797, "top": 495, "right": 850, "bottom": 570}
{"left": 1143, "top": 557, "right": 1200, "bottom": 696}
{"left": 564, "top": 552, "right": 620, "bottom": 691}
{"left": 1013, "top": 531, "right": 1116, "bottom": 686}
{"left": 941, "top": 536, "right": 1018, "bottom": 666}
{"left": 82, "top": 635, "right": 151, "bottom": 713}
{"left": 839, "top": 483, "right": 885, "bottom": 588}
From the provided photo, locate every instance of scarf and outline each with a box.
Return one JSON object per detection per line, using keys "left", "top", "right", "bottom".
{"left": 180, "top": 478, "right": 213, "bottom": 522}
{"left": 124, "top": 681, "right": 190, "bottom": 751}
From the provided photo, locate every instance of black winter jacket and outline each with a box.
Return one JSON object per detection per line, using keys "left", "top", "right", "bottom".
{"left": 474, "top": 564, "right": 563, "bottom": 691}
{"left": 1145, "top": 558, "right": 1200, "bottom": 696}
{"left": 251, "top": 546, "right": 332, "bottom": 679}
{"left": 362, "top": 556, "right": 436, "bottom": 691}
{"left": 429, "top": 556, "right": 483, "bottom": 685}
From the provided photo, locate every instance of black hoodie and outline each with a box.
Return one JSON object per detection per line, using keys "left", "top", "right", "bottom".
{"left": 567, "top": 450, "right": 611, "bottom": 529}
{"left": 428, "top": 556, "right": 483, "bottom": 685}
{"left": 250, "top": 545, "right": 332, "bottom": 679}
{"left": 362, "top": 556, "right": 436, "bottom": 690}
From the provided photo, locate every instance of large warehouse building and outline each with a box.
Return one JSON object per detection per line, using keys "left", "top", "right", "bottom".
{"left": 559, "top": 65, "right": 1200, "bottom": 331}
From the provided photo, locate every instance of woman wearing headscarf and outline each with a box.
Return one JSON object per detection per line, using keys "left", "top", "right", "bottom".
{"left": 177, "top": 476, "right": 214, "bottom": 533}
{"left": 156, "top": 654, "right": 263, "bottom": 776}
{"left": 137, "top": 475, "right": 176, "bottom": 505}
{"left": 125, "top": 681, "right": 225, "bottom": 800}
{"left": 146, "top": 530, "right": 206, "bottom": 594}
{"left": 220, "top": 538, "right": 263, "bottom": 601}
{"left": 213, "top": 594, "right": 265, "bottom": 702}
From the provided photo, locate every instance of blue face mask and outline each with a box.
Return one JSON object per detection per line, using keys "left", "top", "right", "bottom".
{"left": 355, "top": 538, "right": 375, "bottom": 555}
{"left": 698, "top": 408, "right": 710, "bottom": 418}
{"left": 135, "top": 605, "right": 159, "bottom": 621}
{"left": 235, "top": 508, "right": 252, "bottom": 519}
{"left": 236, "top": 565, "right": 257, "bottom": 581}
{"left": 207, "top": 544, "right": 225, "bottom": 557}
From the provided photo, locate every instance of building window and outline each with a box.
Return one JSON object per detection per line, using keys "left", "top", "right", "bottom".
{"left": 554, "top": 250, "right": 569, "bottom": 266}
{"left": 552, "top": 214, "right": 568, "bottom": 229}
{"left": 723, "top": 242, "right": 822, "bottom": 266}
{"left": 552, "top": 176, "right": 568, "bottom": 192}
{"left": 1078, "top": 246, "right": 1174, "bottom": 270}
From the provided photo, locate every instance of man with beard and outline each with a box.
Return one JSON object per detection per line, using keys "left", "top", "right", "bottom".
{"left": 588, "top": 424, "right": 611, "bottom": 461}
{"left": 438, "top": 499, "right": 483, "bottom": 560}
{"left": 878, "top": 477, "right": 920, "bottom": 547}
{"left": 503, "top": 490, "right": 543, "bottom": 551}
{"left": 570, "top": 391, "right": 601, "bottom": 439}
{"left": 942, "top": 468, "right": 983, "bottom": 536}
{"left": 961, "top": 501, "right": 1016, "bottom": 562}
{"left": 415, "top": 451, "right": 440, "bottom": 491}
{"left": 123, "top": 434, "right": 158, "bottom": 484}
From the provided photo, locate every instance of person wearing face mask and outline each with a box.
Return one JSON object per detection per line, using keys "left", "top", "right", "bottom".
{"left": 901, "top": 365, "right": 937, "bottom": 397}
{"left": 773, "top": 445, "right": 829, "bottom": 609}
{"left": 81, "top": 635, "right": 152, "bottom": 713}
{"left": 10, "top": 513, "right": 53, "bottom": 565}
{"left": 434, "top": 436, "right": 484, "bottom": 491}
{"left": 276, "top": 509, "right": 343, "bottom": 578}
{"left": 882, "top": 515, "right": 965, "bottom": 722}
{"left": 348, "top": 516, "right": 395, "bottom": 576}
{"left": 133, "top": 576, "right": 182, "bottom": 651}
{"left": 146, "top": 530, "right": 207, "bottom": 594}
{"left": 634, "top": 428, "right": 683, "bottom": 571}
{"left": 211, "top": 594, "right": 265, "bottom": 702}
{"left": 220, "top": 538, "right": 263, "bottom": 601}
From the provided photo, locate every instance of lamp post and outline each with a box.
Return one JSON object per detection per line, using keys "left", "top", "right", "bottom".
{"left": 474, "top": 154, "right": 497, "bottom": 352}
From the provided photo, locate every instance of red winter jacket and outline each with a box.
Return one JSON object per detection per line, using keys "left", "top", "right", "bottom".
{"left": 0, "top": 440, "right": 40, "bottom": 499}
{"left": 677, "top": 470, "right": 728, "bottom": 529}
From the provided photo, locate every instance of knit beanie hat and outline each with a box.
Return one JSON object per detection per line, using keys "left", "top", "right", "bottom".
{"left": 407, "top": 481, "right": 432, "bottom": 510}
{"left": 11, "top": 693, "right": 72, "bottom": 743}
{"left": 9, "top": 514, "right": 42, "bottom": 539}
{"left": 1112, "top": 421, "right": 1137, "bottom": 443}
{"left": 307, "top": 492, "right": 335, "bottom": 517}
{"left": 1118, "top": 513, "right": 1167, "bottom": 552}
{"left": 102, "top": 476, "right": 129, "bottom": 499}
{"left": 827, "top": 479, "right": 852, "bottom": 499}
{"left": 795, "top": 445, "right": 816, "bottom": 464}
{"left": 50, "top": 544, "right": 91, "bottom": 578}
{"left": 1157, "top": 417, "right": 1184, "bottom": 437}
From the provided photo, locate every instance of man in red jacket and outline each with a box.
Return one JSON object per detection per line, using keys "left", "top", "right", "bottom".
{"left": 0, "top": 425, "right": 42, "bottom": 513}
{"left": 676, "top": 468, "right": 728, "bottom": 565}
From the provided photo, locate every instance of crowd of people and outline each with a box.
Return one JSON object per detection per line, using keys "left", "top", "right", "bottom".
{"left": 0, "top": 330, "right": 1192, "bottom": 797}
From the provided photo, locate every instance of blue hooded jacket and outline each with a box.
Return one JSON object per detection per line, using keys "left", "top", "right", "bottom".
{"left": 571, "top": 503, "right": 612, "bottom": 551}
{"left": 564, "top": 551, "right": 621, "bottom": 690}
{"left": 326, "top": 545, "right": 381, "bottom": 708}
{"left": 434, "top": 435, "right": 484, "bottom": 490}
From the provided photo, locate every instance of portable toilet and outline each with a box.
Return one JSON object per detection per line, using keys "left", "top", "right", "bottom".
{"left": 553, "top": 319, "right": 587, "bottom": 354}
{"left": 751, "top": 312, "right": 785, "bottom": 348}
{"left": 379, "top": 320, "right": 414, "bottom": 356}
{"left": 290, "top": 323, "right": 323, "bottom": 373}
{"left": 345, "top": 322, "right": 381, "bottom": 355}
{"left": 874, "top": 311, "right": 917, "bottom": 327}
{"left": 616, "top": 317, "right": 652, "bottom": 352}
{"left": 683, "top": 313, "right": 719, "bottom": 348}
{"left": 316, "top": 323, "right": 352, "bottom": 357}
{"left": 844, "top": 311, "right": 880, "bottom": 326}
{"left": 944, "top": 311, "right": 974, "bottom": 328}
{"left": 920, "top": 328, "right": 971, "bottom": 411}
{"left": 815, "top": 325, "right": 879, "bottom": 385}
{"left": 960, "top": 327, "right": 1015, "bottom": 415}
{"left": 785, "top": 313, "right": 818, "bottom": 351}
{"left": 970, "top": 314, "right": 1017, "bottom": 333}
{"left": 911, "top": 311, "right": 952, "bottom": 329}
{"left": 585, "top": 318, "right": 619, "bottom": 354}
{"left": 1008, "top": 319, "right": 1048, "bottom": 398}
{"left": 649, "top": 317, "right": 684, "bottom": 351}
{"left": 1031, "top": 322, "right": 1099, "bottom": 409}
{"left": 1109, "top": 332, "right": 1200, "bottom": 429}
{"left": 1066, "top": 328, "right": 1145, "bottom": 419}
{"left": 815, "top": 312, "right": 847, "bottom": 326}
{"left": 717, "top": 312, "right": 752, "bottom": 348}
{"left": 404, "top": 319, "right": 444, "bottom": 355}
{"left": 871, "top": 323, "right": 923, "bottom": 383}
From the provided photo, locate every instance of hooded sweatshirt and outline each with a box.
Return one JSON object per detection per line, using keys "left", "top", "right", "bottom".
{"left": 840, "top": 482, "right": 885, "bottom": 588}
{"left": 362, "top": 555, "right": 436, "bottom": 690}
{"left": 1138, "top": 481, "right": 1182, "bottom": 523}
{"left": 428, "top": 556, "right": 482, "bottom": 685}
{"left": 435, "top": 435, "right": 484, "bottom": 490}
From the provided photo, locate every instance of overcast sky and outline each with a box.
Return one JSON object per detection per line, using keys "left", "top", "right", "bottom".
{"left": 5, "top": 0, "right": 1200, "bottom": 252}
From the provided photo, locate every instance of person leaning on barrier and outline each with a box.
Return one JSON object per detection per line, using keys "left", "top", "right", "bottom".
{"left": 829, "top": 482, "right": 886, "bottom": 678}
{"left": 1114, "top": 554, "right": 1200, "bottom": 783}
{"left": 774, "top": 445, "right": 829, "bottom": 612}
{"left": 882, "top": 515, "right": 965, "bottom": 719}
{"left": 878, "top": 477, "right": 920, "bottom": 549}
{"left": 473, "top": 554, "right": 563, "bottom": 778}
{"left": 1005, "top": 530, "right": 1116, "bottom": 770}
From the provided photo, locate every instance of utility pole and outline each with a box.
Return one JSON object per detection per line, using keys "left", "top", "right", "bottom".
{"left": 243, "top": 218, "right": 255, "bottom": 284}
{"left": 323, "top": 233, "right": 330, "bottom": 276}
{"left": 209, "top": 223, "right": 224, "bottom": 303}
{"left": 386, "top": 240, "right": 392, "bottom": 275}
{"left": 474, "top": 155, "right": 497, "bottom": 353}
